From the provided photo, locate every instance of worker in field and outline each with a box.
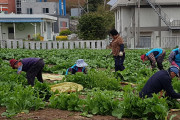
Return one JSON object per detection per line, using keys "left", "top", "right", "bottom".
{"left": 9, "top": 58, "right": 44, "bottom": 86}
{"left": 66, "top": 59, "right": 88, "bottom": 75}
{"left": 141, "top": 48, "right": 166, "bottom": 70}
{"left": 109, "top": 29, "right": 125, "bottom": 72}
{"left": 169, "top": 47, "right": 180, "bottom": 68}
{"left": 139, "top": 66, "right": 180, "bottom": 99}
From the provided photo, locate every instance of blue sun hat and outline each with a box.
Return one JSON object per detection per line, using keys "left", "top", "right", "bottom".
{"left": 169, "top": 66, "right": 179, "bottom": 77}
{"left": 76, "top": 59, "right": 88, "bottom": 67}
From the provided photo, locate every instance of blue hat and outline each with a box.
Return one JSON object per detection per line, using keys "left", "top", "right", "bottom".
{"left": 76, "top": 59, "right": 88, "bottom": 67}
{"left": 169, "top": 66, "right": 179, "bottom": 77}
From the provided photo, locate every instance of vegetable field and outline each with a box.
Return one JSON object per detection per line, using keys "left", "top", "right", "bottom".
{"left": 0, "top": 48, "right": 179, "bottom": 120}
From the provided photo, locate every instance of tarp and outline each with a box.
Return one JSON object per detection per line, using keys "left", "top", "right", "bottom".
{"left": 42, "top": 73, "right": 64, "bottom": 81}
{"left": 51, "top": 82, "right": 83, "bottom": 93}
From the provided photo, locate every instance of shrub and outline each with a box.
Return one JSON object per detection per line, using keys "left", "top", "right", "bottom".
{"left": 56, "top": 36, "right": 68, "bottom": 41}
{"left": 33, "top": 33, "right": 41, "bottom": 41}
{"left": 59, "top": 29, "right": 72, "bottom": 36}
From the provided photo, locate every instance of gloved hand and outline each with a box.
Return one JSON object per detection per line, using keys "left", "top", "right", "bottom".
{"left": 110, "top": 51, "right": 112, "bottom": 55}
{"left": 17, "top": 71, "right": 22, "bottom": 74}
{"left": 119, "top": 51, "right": 123, "bottom": 56}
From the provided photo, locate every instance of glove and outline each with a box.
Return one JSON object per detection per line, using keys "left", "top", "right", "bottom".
{"left": 171, "top": 61, "right": 179, "bottom": 68}
{"left": 119, "top": 51, "right": 123, "bottom": 56}
{"left": 110, "top": 51, "right": 112, "bottom": 55}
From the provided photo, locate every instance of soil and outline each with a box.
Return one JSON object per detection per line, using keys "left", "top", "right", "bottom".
{"left": 0, "top": 107, "right": 120, "bottom": 120}
{"left": 0, "top": 107, "right": 179, "bottom": 120}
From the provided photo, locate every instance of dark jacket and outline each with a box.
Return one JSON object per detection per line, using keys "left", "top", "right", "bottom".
{"left": 139, "top": 70, "right": 180, "bottom": 99}
{"left": 21, "top": 58, "right": 41, "bottom": 72}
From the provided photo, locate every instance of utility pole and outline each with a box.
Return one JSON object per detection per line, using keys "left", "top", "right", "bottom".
{"left": 104, "top": 0, "right": 106, "bottom": 9}
{"left": 87, "top": 0, "right": 89, "bottom": 13}
{"left": 137, "top": 0, "right": 140, "bottom": 47}
{"left": 159, "top": 7, "right": 161, "bottom": 48}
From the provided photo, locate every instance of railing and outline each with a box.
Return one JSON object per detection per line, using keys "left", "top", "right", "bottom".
{"left": 171, "top": 20, "right": 180, "bottom": 27}
{"left": 146, "top": 0, "right": 171, "bottom": 28}
{"left": 0, "top": 39, "right": 108, "bottom": 50}
{"left": 162, "top": 36, "right": 180, "bottom": 48}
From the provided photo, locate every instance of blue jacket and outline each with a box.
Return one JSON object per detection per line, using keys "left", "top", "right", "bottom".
{"left": 145, "top": 48, "right": 163, "bottom": 58}
{"left": 66, "top": 64, "right": 86, "bottom": 75}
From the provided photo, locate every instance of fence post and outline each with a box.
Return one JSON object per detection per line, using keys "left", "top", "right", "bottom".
{"left": 47, "top": 42, "right": 52, "bottom": 50}
{"left": 64, "top": 41, "right": 69, "bottom": 49}
{"left": 0, "top": 40, "right": 6, "bottom": 48}
{"left": 24, "top": 41, "right": 29, "bottom": 49}
{"left": 80, "top": 41, "right": 84, "bottom": 49}
{"left": 91, "top": 41, "right": 96, "bottom": 49}
{"left": 75, "top": 41, "right": 79, "bottom": 49}
{"left": 97, "top": 41, "right": 101, "bottom": 49}
{"left": 102, "top": 40, "right": 106, "bottom": 49}
{"left": 30, "top": 41, "right": 35, "bottom": 49}
{"left": 42, "top": 42, "right": 47, "bottom": 49}
{"left": 58, "top": 41, "right": 63, "bottom": 49}
{"left": 86, "top": 41, "right": 90, "bottom": 49}
{"left": 36, "top": 42, "right": 41, "bottom": 49}
{"left": 53, "top": 41, "right": 57, "bottom": 49}
{"left": 13, "top": 40, "right": 18, "bottom": 49}
{"left": 19, "top": 40, "right": 23, "bottom": 49}
{"left": 7, "top": 40, "right": 12, "bottom": 48}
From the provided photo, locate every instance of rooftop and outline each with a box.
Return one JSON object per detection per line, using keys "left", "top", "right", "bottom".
{"left": 0, "top": 13, "right": 57, "bottom": 20}
{"left": 109, "top": 0, "right": 180, "bottom": 10}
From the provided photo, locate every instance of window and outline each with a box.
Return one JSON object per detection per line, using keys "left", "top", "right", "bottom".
{"left": 8, "top": 27, "right": 14, "bottom": 33}
{"left": 27, "top": 8, "right": 33, "bottom": 14}
{"left": 17, "top": 8, "right": 21, "bottom": 14}
{"left": 60, "top": 21, "right": 67, "bottom": 27}
{"left": 43, "top": 8, "right": 49, "bottom": 14}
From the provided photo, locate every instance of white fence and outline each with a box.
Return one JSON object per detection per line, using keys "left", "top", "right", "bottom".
{"left": 1, "top": 37, "right": 178, "bottom": 49}
{"left": 0, "top": 39, "right": 108, "bottom": 50}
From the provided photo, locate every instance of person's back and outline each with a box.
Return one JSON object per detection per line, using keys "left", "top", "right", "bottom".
{"left": 139, "top": 70, "right": 169, "bottom": 98}
{"left": 139, "top": 66, "right": 180, "bottom": 99}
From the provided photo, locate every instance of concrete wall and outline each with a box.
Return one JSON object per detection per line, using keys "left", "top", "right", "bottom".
{"left": 115, "top": 5, "right": 180, "bottom": 48}
{"left": 21, "top": 2, "right": 59, "bottom": 14}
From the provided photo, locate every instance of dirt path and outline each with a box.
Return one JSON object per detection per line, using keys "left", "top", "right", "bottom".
{"left": 0, "top": 107, "right": 179, "bottom": 120}
{"left": 0, "top": 107, "right": 119, "bottom": 120}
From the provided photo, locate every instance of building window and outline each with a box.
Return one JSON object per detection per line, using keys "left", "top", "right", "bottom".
{"left": 60, "top": 21, "right": 67, "bottom": 27}
{"left": 27, "top": 8, "right": 33, "bottom": 14}
{"left": 43, "top": 8, "right": 49, "bottom": 14}
{"left": 17, "top": 8, "right": 21, "bottom": 14}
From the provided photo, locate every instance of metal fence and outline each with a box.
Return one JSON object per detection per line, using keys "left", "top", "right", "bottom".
{"left": 0, "top": 39, "right": 108, "bottom": 50}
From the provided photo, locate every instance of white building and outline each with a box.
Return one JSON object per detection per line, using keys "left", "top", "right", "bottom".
{"left": 0, "top": 13, "right": 57, "bottom": 41}
{"left": 108, "top": 0, "right": 180, "bottom": 48}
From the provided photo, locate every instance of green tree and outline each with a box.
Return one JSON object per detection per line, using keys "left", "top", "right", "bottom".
{"left": 78, "top": 13, "right": 106, "bottom": 40}
{"left": 78, "top": 5, "right": 114, "bottom": 40}
{"left": 87, "top": 0, "right": 104, "bottom": 12}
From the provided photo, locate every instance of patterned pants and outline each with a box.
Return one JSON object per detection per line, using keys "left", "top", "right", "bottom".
{"left": 157, "top": 51, "right": 166, "bottom": 70}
